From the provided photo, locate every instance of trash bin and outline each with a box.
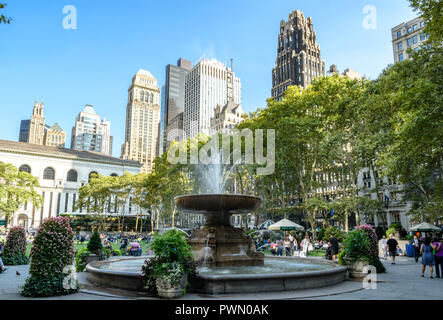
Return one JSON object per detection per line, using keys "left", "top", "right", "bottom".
{"left": 405, "top": 244, "right": 414, "bottom": 257}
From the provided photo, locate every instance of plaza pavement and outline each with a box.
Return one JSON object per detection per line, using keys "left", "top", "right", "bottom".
{"left": 0, "top": 255, "right": 441, "bottom": 300}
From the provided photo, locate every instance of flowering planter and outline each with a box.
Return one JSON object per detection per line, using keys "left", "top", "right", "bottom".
{"left": 156, "top": 274, "right": 187, "bottom": 299}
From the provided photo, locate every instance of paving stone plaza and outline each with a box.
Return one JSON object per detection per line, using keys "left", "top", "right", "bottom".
{"left": 1, "top": 256, "right": 441, "bottom": 300}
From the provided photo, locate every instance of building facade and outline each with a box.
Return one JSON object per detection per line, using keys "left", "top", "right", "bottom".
{"left": 271, "top": 10, "right": 325, "bottom": 101}
{"left": 392, "top": 17, "right": 427, "bottom": 63}
{"left": 121, "top": 69, "right": 161, "bottom": 173}
{"left": 71, "top": 105, "right": 112, "bottom": 156}
{"left": 159, "top": 58, "right": 192, "bottom": 155}
{"left": 44, "top": 123, "right": 66, "bottom": 148}
{"left": 211, "top": 100, "right": 246, "bottom": 134}
{"left": 184, "top": 58, "right": 241, "bottom": 139}
{"left": 0, "top": 140, "right": 141, "bottom": 230}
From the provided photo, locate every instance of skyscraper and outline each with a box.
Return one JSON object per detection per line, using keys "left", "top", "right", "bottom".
{"left": 121, "top": 69, "right": 160, "bottom": 172}
{"left": 71, "top": 105, "right": 112, "bottom": 156}
{"left": 28, "top": 101, "right": 45, "bottom": 145}
{"left": 159, "top": 58, "right": 192, "bottom": 155}
{"left": 184, "top": 58, "right": 241, "bottom": 139}
{"left": 271, "top": 10, "right": 325, "bottom": 100}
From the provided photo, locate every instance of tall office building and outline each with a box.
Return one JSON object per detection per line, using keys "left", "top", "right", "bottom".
{"left": 159, "top": 58, "right": 192, "bottom": 155}
{"left": 121, "top": 69, "right": 160, "bottom": 172}
{"left": 184, "top": 58, "right": 241, "bottom": 139}
{"left": 392, "top": 17, "right": 427, "bottom": 63}
{"left": 71, "top": 105, "right": 112, "bottom": 156}
{"left": 271, "top": 10, "right": 325, "bottom": 100}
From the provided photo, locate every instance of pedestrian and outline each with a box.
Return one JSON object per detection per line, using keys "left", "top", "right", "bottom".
{"left": 380, "top": 235, "right": 388, "bottom": 260}
{"left": 276, "top": 238, "right": 283, "bottom": 256}
{"left": 420, "top": 237, "right": 436, "bottom": 278}
{"left": 283, "top": 236, "right": 291, "bottom": 256}
{"left": 0, "top": 256, "right": 6, "bottom": 273}
{"left": 411, "top": 235, "right": 421, "bottom": 263}
{"left": 329, "top": 232, "right": 339, "bottom": 262}
{"left": 386, "top": 233, "right": 399, "bottom": 265}
{"left": 301, "top": 234, "right": 312, "bottom": 256}
{"left": 433, "top": 237, "right": 442, "bottom": 278}
{"left": 288, "top": 233, "right": 294, "bottom": 255}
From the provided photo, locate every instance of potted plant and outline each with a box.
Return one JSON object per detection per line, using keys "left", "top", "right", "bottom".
{"left": 338, "top": 229, "right": 371, "bottom": 280}
{"left": 141, "top": 229, "right": 197, "bottom": 299}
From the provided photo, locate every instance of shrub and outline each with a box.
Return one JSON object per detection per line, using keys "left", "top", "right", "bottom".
{"left": 74, "top": 247, "right": 91, "bottom": 272}
{"left": 87, "top": 230, "right": 103, "bottom": 255}
{"left": 340, "top": 229, "right": 371, "bottom": 264}
{"left": 3, "top": 226, "right": 28, "bottom": 265}
{"left": 323, "top": 226, "right": 344, "bottom": 242}
{"left": 21, "top": 217, "right": 79, "bottom": 297}
{"left": 386, "top": 227, "right": 397, "bottom": 238}
{"left": 141, "top": 230, "right": 197, "bottom": 293}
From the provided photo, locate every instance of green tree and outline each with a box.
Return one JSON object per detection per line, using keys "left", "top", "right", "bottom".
{"left": 0, "top": 163, "right": 42, "bottom": 226}
{"left": 0, "top": 2, "right": 12, "bottom": 24}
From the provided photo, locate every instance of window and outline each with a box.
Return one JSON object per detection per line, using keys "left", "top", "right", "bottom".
{"left": 397, "top": 30, "right": 401, "bottom": 38}
{"left": 407, "top": 27, "right": 412, "bottom": 33}
{"left": 420, "top": 21, "right": 425, "bottom": 28}
{"left": 43, "top": 167, "right": 55, "bottom": 180}
{"left": 67, "top": 169, "right": 78, "bottom": 182}
{"left": 396, "top": 42, "right": 402, "bottom": 51}
{"left": 420, "top": 33, "right": 426, "bottom": 41}
{"left": 19, "top": 164, "right": 31, "bottom": 174}
{"left": 88, "top": 171, "right": 98, "bottom": 182}
{"left": 413, "top": 24, "right": 418, "bottom": 31}
{"left": 407, "top": 38, "right": 413, "bottom": 46}
{"left": 413, "top": 35, "right": 418, "bottom": 44}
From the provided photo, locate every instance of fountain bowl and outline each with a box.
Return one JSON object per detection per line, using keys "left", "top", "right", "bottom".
{"left": 175, "top": 194, "right": 261, "bottom": 214}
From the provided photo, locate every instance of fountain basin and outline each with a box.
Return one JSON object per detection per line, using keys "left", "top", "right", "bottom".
{"left": 86, "top": 256, "right": 348, "bottom": 294}
{"left": 175, "top": 194, "right": 261, "bottom": 214}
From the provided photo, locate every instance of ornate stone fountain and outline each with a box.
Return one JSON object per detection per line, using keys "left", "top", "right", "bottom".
{"left": 175, "top": 194, "right": 264, "bottom": 267}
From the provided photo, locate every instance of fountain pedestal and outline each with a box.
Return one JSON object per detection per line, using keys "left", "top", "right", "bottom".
{"left": 175, "top": 194, "right": 264, "bottom": 267}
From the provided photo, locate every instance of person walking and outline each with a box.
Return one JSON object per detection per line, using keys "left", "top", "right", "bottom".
{"left": 420, "top": 237, "right": 436, "bottom": 278}
{"left": 411, "top": 235, "right": 421, "bottom": 263}
{"left": 380, "top": 235, "right": 388, "bottom": 260}
{"left": 301, "top": 235, "right": 312, "bottom": 257}
{"left": 329, "top": 232, "right": 339, "bottom": 262}
{"left": 386, "top": 233, "right": 399, "bottom": 264}
{"left": 432, "top": 237, "right": 442, "bottom": 278}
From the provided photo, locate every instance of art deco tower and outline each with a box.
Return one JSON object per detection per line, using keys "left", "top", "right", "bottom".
{"left": 271, "top": 10, "right": 325, "bottom": 101}
{"left": 121, "top": 70, "right": 160, "bottom": 172}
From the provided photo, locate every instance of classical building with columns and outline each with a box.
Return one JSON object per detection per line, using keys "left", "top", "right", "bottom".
{"left": 0, "top": 140, "right": 141, "bottom": 230}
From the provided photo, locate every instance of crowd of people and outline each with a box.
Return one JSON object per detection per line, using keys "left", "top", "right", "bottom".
{"left": 254, "top": 232, "right": 340, "bottom": 261}
{"left": 380, "top": 233, "right": 443, "bottom": 278}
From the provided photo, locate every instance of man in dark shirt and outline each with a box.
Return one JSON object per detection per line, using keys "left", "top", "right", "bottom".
{"left": 386, "top": 234, "right": 399, "bottom": 264}
{"left": 329, "top": 233, "right": 339, "bottom": 261}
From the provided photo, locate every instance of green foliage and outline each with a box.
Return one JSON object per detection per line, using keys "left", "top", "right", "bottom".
{"left": 0, "top": 162, "right": 42, "bottom": 225}
{"left": 389, "top": 223, "right": 402, "bottom": 231}
{"left": 386, "top": 228, "right": 397, "bottom": 238}
{"left": 2, "top": 254, "right": 29, "bottom": 266}
{"left": 375, "top": 226, "right": 385, "bottom": 241}
{"left": 141, "top": 230, "right": 197, "bottom": 292}
{"left": 21, "top": 274, "right": 78, "bottom": 297}
{"left": 342, "top": 229, "right": 371, "bottom": 264}
{"left": 0, "top": 2, "right": 12, "bottom": 24}
{"left": 322, "top": 226, "right": 344, "bottom": 242}
{"left": 21, "top": 217, "right": 78, "bottom": 297}
{"left": 4, "top": 225, "right": 27, "bottom": 260}
{"left": 87, "top": 230, "right": 103, "bottom": 255}
{"left": 74, "top": 248, "right": 91, "bottom": 272}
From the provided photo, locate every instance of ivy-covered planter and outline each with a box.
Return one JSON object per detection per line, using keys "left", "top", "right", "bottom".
{"left": 156, "top": 274, "right": 187, "bottom": 299}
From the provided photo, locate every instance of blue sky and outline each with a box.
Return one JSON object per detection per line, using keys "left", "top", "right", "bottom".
{"left": 0, "top": 0, "right": 418, "bottom": 157}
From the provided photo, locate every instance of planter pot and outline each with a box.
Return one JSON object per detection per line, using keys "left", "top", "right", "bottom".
{"left": 156, "top": 274, "right": 187, "bottom": 299}
{"left": 344, "top": 258, "right": 369, "bottom": 280}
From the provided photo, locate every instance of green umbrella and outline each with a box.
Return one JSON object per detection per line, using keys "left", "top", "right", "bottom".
{"left": 409, "top": 222, "right": 440, "bottom": 232}
{"left": 268, "top": 219, "right": 305, "bottom": 232}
